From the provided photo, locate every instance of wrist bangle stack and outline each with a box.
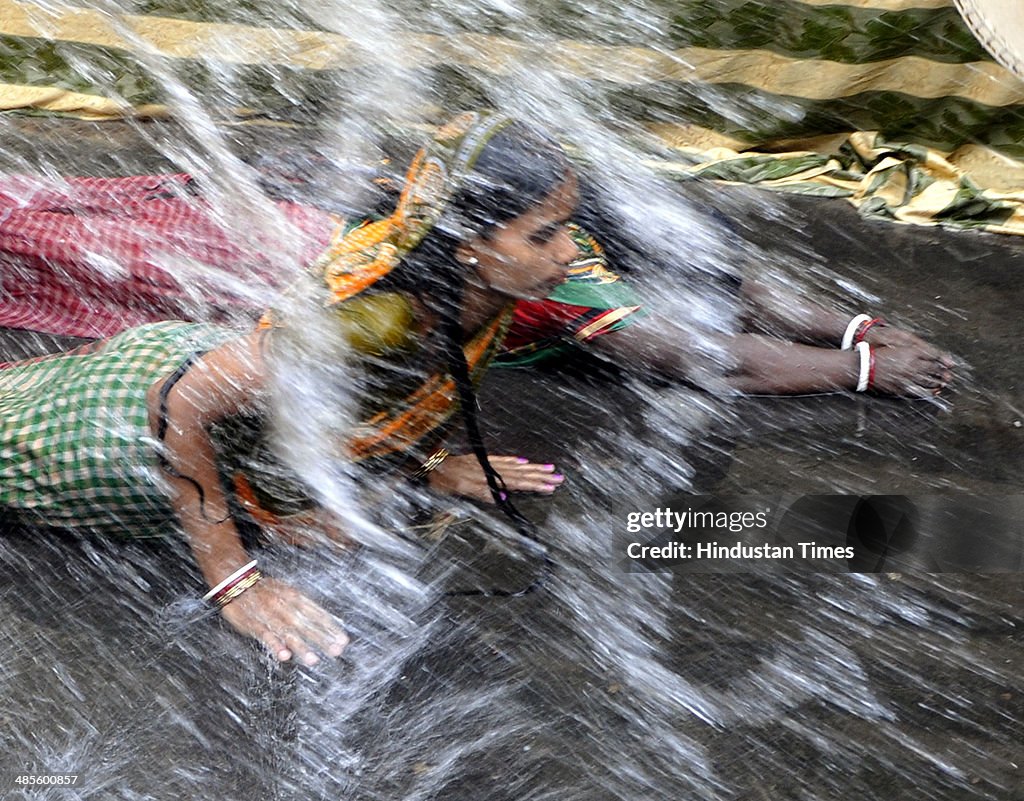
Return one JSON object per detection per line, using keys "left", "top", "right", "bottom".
{"left": 855, "top": 316, "right": 886, "bottom": 344}
{"left": 413, "top": 447, "right": 450, "bottom": 481}
{"left": 855, "top": 341, "right": 874, "bottom": 392}
{"left": 203, "top": 559, "right": 262, "bottom": 608}
{"left": 842, "top": 314, "right": 887, "bottom": 349}
{"left": 841, "top": 314, "right": 872, "bottom": 350}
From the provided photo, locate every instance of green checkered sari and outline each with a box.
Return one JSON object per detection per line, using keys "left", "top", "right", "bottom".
{"left": 0, "top": 321, "right": 237, "bottom": 536}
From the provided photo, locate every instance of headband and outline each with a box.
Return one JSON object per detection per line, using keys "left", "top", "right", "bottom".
{"left": 315, "top": 111, "right": 516, "bottom": 305}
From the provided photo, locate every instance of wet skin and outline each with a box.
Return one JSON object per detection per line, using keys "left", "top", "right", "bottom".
{"left": 146, "top": 179, "right": 580, "bottom": 665}
{"left": 457, "top": 173, "right": 581, "bottom": 308}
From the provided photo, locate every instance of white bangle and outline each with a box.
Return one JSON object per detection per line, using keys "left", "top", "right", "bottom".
{"left": 842, "top": 314, "right": 872, "bottom": 350}
{"left": 202, "top": 559, "right": 258, "bottom": 601}
{"left": 855, "top": 341, "right": 871, "bottom": 392}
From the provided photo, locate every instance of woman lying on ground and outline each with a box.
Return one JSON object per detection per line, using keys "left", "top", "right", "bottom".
{"left": 0, "top": 138, "right": 956, "bottom": 397}
{"left": 0, "top": 113, "right": 954, "bottom": 666}
{"left": 0, "top": 112, "right": 575, "bottom": 665}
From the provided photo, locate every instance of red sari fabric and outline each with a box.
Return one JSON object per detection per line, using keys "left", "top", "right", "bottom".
{"left": 0, "top": 174, "right": 334, "bottom": 338}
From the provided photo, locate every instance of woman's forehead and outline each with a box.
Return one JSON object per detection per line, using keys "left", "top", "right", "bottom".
{"left": 538, "top": 173, "right": 579, "bottom": 218}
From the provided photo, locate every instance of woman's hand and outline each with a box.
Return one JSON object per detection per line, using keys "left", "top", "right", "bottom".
{"left": 218, "top": 576, "right": 349, "bottom": 665}
{"left": 428, "top": 454, "right": 565, "bottom": 503}
{"left": 871, "top": 344, "right": 955, "bottom": 397}
{"left": 863, "top": 323, "right": 936, "bottom": 352}
{"left": 835, "top": 322, "right": 956, "bottom": 396}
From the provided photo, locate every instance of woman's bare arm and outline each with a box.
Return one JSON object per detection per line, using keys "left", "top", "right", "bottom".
{"left": 740, "top": 277, "right": 852, "bottom": 345}
{"left": 739, "top": 277, "right": 955, "bottom": 358}
{"left": 588, "top": 316, "right": 953, "bottom": 396}
{"left": 148, "top": 332, "right": 348, "bottom": 664}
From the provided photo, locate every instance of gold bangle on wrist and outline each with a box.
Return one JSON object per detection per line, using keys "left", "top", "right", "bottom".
{"left": 413, "top": 447, "right": 450, "bottom": 481}
{"left": 203, "top": 560, "right": 263, "bottom": 609}
{"left": 215, "top": 570, "right": 263, "bottom": 608}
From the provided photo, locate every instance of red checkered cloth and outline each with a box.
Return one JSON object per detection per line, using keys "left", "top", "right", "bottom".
{"left": 0, "top": 174, "right": 334, "bottom": 338}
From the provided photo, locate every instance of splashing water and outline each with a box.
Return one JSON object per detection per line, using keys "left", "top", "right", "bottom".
{"left": 1, "top": 1, "right": 1023, "bottom": 800}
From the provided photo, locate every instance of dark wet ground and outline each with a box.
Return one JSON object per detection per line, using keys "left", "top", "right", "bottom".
{"left": 1, "top": 119, "right": 1022, "bottom": 800}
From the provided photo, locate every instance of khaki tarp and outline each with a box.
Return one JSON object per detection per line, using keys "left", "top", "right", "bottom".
{"left": 3, "top": 0, "right": 1024, "bottom": 234}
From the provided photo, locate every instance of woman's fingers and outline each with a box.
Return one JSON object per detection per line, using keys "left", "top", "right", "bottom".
{"left": 488, "top": 455, "right": 556, "bottom": 469}
{"left": 295, "top": 600, "right": 350, "bottom": 657}
{"left": 259, "top": 630, "right": 291, "bottom": 662}
{"left": 268, "top": 615, "right": 346, "bottom": 665}
{"left": 285, "top": 601, "right": 349, "bottom": 661}
{"left": 915, "top": 354, "right": 955, "bottom": 389}
{"left": 282, "top": 629, "right": 320, "bottom": 666}
{"left": 487, "top": 456, "right": 564, "bottom": 493}
{"left": 429, "top": 454, "right": 566, "bottom": 502}
{"left": 487, "top": 456, "right": 560, "bottom": 477}
{"left": 869, "top": 327, "right": 957, "bottom": 372}
{"left": 508, "top": 473, "right": 564, "bottom": 493}
{"left": 222, "top": 579, "right": 348, "bottom": 664}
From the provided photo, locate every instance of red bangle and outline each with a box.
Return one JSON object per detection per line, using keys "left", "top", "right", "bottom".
{"left": 867, "top": 348, "right": 877, "bottom": 391}
{"left": 854, "top": 317, "right": 886, "bottom": 344}
{"left": 203, "top": 561, "right": 263, "bottom": 608}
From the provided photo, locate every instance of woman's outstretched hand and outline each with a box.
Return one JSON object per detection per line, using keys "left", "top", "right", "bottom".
{"left": 428, "top": 454, "right": 565, "bottom": 503}
{"left": 219, "top": 576, "right": 349, "bottom": 665}
{"left": 871, "top": 343, "right": 956, "bottom": 397}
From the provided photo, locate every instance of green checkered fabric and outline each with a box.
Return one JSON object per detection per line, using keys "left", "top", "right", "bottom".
{"left": 0, "top": 321, "right": 236, "bottom": 536}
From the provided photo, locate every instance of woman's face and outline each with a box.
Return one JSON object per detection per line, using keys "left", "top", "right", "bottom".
{"left": 459, "top": 172, "right": 580, "bottom": 301}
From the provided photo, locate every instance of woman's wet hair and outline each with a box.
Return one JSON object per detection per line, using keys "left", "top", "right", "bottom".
{"left": 387, "top": 120, "right": 572, "bottom": 532}
{"left": 450, "top": 121, "right": 572, "bottom": 238}
{"left": 385, "top": 120, "right": 571, "bottom": 290}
